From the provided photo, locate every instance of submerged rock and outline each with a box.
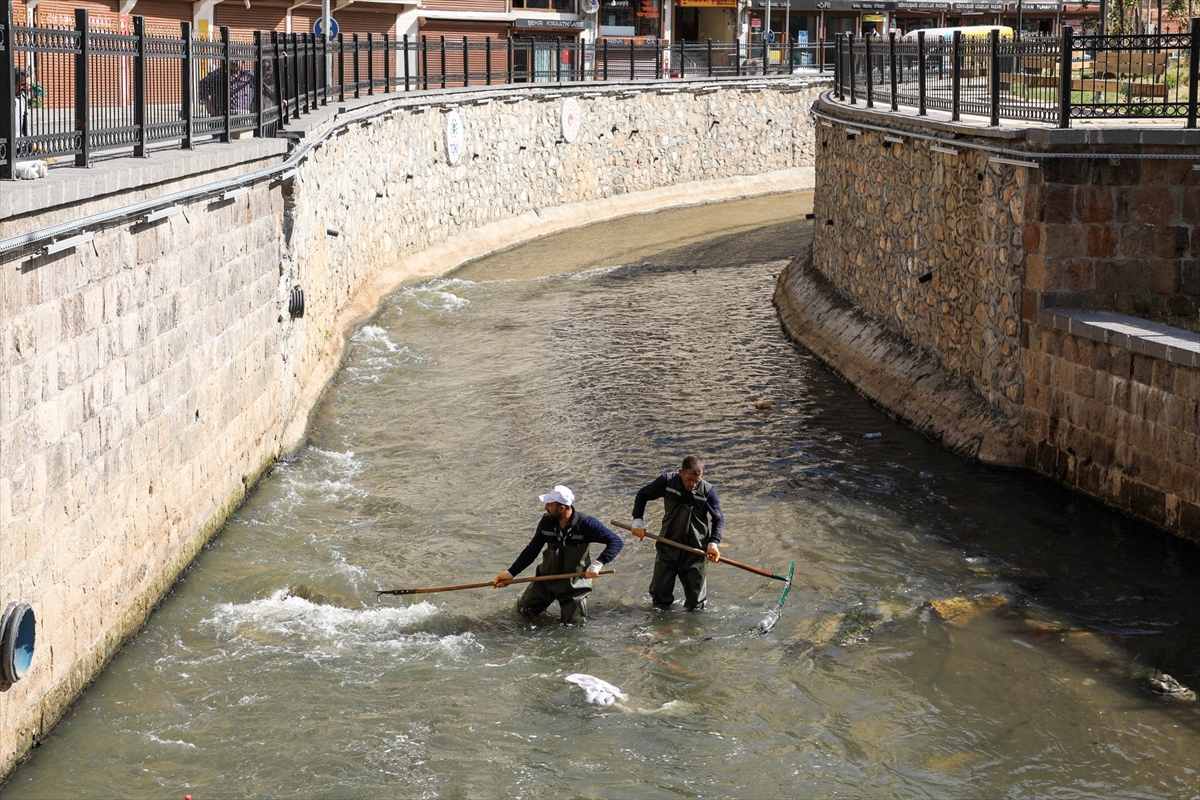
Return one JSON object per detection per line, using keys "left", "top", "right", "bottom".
{"left": 925, "top": 594, "right": 1009, "bottom": 624}
{"left": 284, "top": 584, "right": 365, "bottom": 610}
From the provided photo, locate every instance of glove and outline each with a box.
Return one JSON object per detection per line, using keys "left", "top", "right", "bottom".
{"left": 585, "top": 560, "right": 604, "bottom": 579}
{"left": 706, "top": 543, "right": 721, "bottom": 563}
{"left": 631, "top": 518, "right": 646, "bottom": 539}
{"left": 493, "top": 571, "right": 512, "bottom": 588}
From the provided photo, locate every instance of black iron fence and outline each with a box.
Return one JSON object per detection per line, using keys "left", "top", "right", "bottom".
{"left": 835, "top": 20, "right": 1200, "bottom": 128}
{"left": 0, "top": 0, "right": 836, "bottom": 177}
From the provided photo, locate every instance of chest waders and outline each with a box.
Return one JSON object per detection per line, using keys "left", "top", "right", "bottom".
{"left": 650, "top": 473, "right": 713, "bottom": 610}
{"left": 517, "top": 516, "right": 594, "bottom": 625}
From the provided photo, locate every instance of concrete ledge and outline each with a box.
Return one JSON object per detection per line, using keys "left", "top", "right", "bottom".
{"left": 774, "top": 250, "right": 1025, "bottom": 467}
{"left": 0, "top": 137, "right": 289, "bottom": 221}
{"left": 1038, "top": 308, "right": 1200, "bottom": 369}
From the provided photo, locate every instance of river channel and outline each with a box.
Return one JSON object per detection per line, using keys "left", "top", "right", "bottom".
{"left": 5, "top": 194, "right": 1199, "bottom": 798}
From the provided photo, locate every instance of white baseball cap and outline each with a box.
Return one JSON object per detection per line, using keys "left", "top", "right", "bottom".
{"left": 539, "top": 485, "right": 575, "bottom": 506}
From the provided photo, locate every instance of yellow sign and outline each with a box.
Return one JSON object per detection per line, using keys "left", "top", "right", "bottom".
{"left": 863, "top": 13, "right": 888, "bottom": 21}
{"left": 678, "top": 0, "right": 737, "bottom": 7}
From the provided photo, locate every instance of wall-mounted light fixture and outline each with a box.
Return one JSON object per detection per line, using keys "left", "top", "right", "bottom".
{"left": 930, "top": 145, "right": 959, "bottom": 157}
{"left": 988, "top": 156, "right": 1040, "bottom": 169}
{"left": 221, "top": 186, "right": 250, "bottom": 202}
{"left": 43, "top": 231, "right": 94, "bottom": 256}
{"left": 143, "top": 205, "right": 183, "bottom": 224}
{"left": 846, "top": 127, "right": 862, "bottom": 139}
{"left": 883, "top": 135, "right": 904, "bottom": 145}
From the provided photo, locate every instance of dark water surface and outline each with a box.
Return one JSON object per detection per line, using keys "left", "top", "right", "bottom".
{"left": 6, "top": 194, "right": 1199, "bottom": 799}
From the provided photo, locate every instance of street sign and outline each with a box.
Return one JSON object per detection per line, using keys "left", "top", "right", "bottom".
{"left": 764, "top": 28, "right": 775, "bottom": 43}
{"left": 313, "top": 16, "right": 339, "bottom": 38}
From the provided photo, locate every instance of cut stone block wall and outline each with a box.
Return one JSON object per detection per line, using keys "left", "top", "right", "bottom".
{"left": 0, "top": 78, "right": 825, "bottom": 779}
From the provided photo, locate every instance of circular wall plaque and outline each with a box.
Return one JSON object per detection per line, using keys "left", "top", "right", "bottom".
{"left": 561, "top": 98, "right": 581, "bottom": 144}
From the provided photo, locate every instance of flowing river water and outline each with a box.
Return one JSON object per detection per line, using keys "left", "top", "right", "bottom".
{"left": 6, "top": 194, "right": 1200, "bottom": 799}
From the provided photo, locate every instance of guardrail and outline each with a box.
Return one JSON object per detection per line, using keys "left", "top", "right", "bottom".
{"left": 834, "top": 20, "right": 1199, "bottom": 128}
{"left": 0, "top": 0, "right": 835, "bottom": 178}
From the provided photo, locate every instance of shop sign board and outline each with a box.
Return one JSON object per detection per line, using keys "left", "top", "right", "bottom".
{"left": 513, "top": 17, "right": 587, "bottom": 29}
{"left": 679, "top": 0, "right": 737, "bottom": 6}
{"left": 896, "top": 1, "right": 951, "bottom": 9}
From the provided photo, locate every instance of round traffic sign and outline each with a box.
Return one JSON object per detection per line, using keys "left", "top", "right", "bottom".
{"left": 314, "top": 16, "right": 339, "bottom": 38}
{"left": 764, "top": 28, "right": 775, "bottom": 43}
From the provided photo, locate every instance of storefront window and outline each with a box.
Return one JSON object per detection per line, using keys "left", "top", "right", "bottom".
{"left": 600, "top": 0, "right": 660, "bottom": 37}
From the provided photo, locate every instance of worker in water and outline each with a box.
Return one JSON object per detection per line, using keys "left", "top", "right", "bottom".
{"left": 630, "top": 455, "right": 724, "bottom": 611}
{"left": 494, "top": 485, "right": 623, "bottom": 625}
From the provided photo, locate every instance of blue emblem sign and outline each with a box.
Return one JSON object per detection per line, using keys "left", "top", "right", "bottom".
{"left": 314, "top": 16, "right": 339, "bottom": 38}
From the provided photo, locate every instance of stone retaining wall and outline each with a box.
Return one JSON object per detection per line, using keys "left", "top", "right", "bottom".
{"left": 782, "top": 92, "right": 1199, "bottom": 545}
{"left": 0, "top": 78, "right": 824, "bottom": 778}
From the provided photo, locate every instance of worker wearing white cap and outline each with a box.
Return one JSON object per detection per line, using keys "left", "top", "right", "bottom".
{"left": 494, "top": 484, "right": 624, "bottom": 625}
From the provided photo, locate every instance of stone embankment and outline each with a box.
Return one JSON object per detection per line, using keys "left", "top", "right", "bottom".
{"left": 776, "top": 92, "right": 1199, "bottom": 543}
{"left": 0, "top": 77, "right": 823, "bottom": 778}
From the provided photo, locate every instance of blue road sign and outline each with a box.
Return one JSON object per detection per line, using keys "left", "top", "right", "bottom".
{"left": 764, "top": 28, "right": 775, "bottom": 43}
{"left": 314, "top": 16, "right": 339, "bottom": 38}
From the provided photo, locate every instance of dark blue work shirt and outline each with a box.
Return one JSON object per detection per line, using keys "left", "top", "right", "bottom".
{"left": 507, "top": 510, "right": 624, "bottom": 578}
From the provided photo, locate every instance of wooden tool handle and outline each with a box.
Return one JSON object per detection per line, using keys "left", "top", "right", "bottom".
{"left": 378, "top": 569, "right": 615, "bottom": 596}
{"left": 611, "top": 520, "right": 785, "bottom": 581}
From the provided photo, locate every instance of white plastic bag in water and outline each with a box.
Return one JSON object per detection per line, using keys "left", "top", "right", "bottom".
{"left": 565, "top": 673, "right": 627, "bottom": 706}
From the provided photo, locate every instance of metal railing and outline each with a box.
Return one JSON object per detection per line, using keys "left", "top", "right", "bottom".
{"left": 0, "top": 0, "right": 836, "bottom": 177}
{"left": 835, "top": 20, "right": 1200, "bottom": 128}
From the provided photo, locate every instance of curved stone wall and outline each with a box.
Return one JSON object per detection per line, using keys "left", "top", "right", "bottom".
{"left": 0, "top": 78, "right": 824, "bottom": 778}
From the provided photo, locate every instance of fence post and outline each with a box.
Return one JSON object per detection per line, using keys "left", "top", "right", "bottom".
{"left": 1057, "top": 25, "right": 1072, "bottom": 128}
{"left": 917, "top": 30, "right": 926, "bottom": 115}
{"left": 735, "top": 39, "right": 741, "bottom": 76}
{"left": 219, "top": 26, "right": 232, "bottom": 141}
{"left": 889, "top": 30, "right": 897, "bottom": 112}
{"left": 951, "top": 29, "right": 961, "bottom": 121}
{"left": 349, "top": 33, "right": 357, "bottom": 98}
{"left": 1187, "top": 17, "right": 1199, "bottom": 128}
{"left": 989, "top": 28, "right": 1000, "bottom": 126}
{"left": 865, "top": 33, "right": 873, "bottom": 107}
{"left": 762, "top": 35, "right": 767, "bottom": 76}
{"left": 440, "top": 35, "right": 447, "bottom": 88}
{"left": 337, "top": 33, "right": 345, "bottom": 101}
{"left": 290, "top": 34, "right": 299, "bottom": 119}
{"left": 182, "top": 21, "right": 194, "bottom": 149}
{"left": 706, "top": 39, "right": 712, "bottom": 77}
{"left": 301, "top": 33, "right": 311, "bottom": 114}
{"left": 320, "top": 32, "right": 328, "bottom": 105}
{"left": 270, "top": 30, "right": 282, "bottom": 134}
{"left": 75, "top": 8, "right": 91, "bottom": 166}
{"left": 368, "top": 33, "right": 374, "bottom": 95}
{"left": 556, "top": 37, "right": 562, "bottom": 82}
{"left": 603, "top": 39, "right": 609, "bottom": 81}
{"left": 0, "top": 0, "right": 15, "bottom": 178}
{"left": 254, "top": 30, "right": 264, "bottom": 135}
{"left": 577, "top": 38, "right": 582, "bottom": 80}
{"left": 463, "top": 35, "right": 469, "bottom": 86}
{"left": 384, "top": 34, "right": 391, "bottom": 92}
{"left": 630, "top": 38, "right": 635, "bottom": 80}
{"left": 404, "top": 34, "right": 411, "bottom": 91}
{"left": 422, "top": 35, "right": 429, "bottom": 90}
{"left": 833, "top": 35, "right": 840, "bottom": 97}
{"left": 485, "top": 37, "right": 492, "bottom": 85}
{"left": 848, "top": 35, "right": 856, "bottom": 104}
{"left": 133, "top": 16, "right": 147, "bottom": 156}
{"left": 655, "top": 38, "right": 661, "bottom": 78}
